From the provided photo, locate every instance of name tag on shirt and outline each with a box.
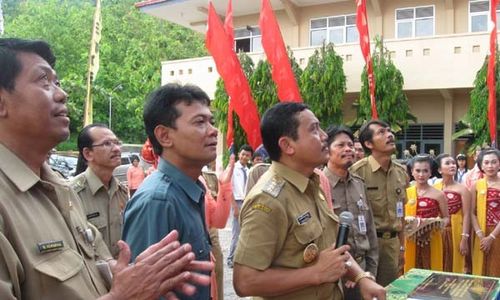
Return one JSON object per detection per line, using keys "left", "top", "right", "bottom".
{"left": 86, "top": 212, "right": 100, "bottom": 220}
{"left": 396, "top": 201, "right": 404, "bottom": 218}
{"left": 358, "top": 215, "right": 367, "bottom": 234}
{"left": 297, "top": 212, "right": 312, "bottom": 225}
{"left": 37, "top": 240, "right": 64, "bottom": 253}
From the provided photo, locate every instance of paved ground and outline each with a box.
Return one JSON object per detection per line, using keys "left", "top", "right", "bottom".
{"left": 219, "top": 221, "right": 249, "bottom": 300}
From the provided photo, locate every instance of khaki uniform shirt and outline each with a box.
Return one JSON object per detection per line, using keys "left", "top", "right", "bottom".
{"left": 235, "top": 162, "right": 342, "bottom": 300}
{"left": 245, "top": 163, "right": 271, "bottom": 195}
{"left": 350, "top": 156, "right": 407, "bottom": 232}
{"left": 322, "top": 167, "right": 378, "bottom": 275}
{"left": 71, "top": 168, "right": 128, "bottom": 257}
{"left": 202, "top": 171, "right": 219, "bottom": 199}
{"left": 0, "top": 144, "right": 111, "bottom": 300}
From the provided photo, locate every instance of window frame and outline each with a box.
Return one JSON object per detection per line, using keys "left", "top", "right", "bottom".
{"left": 395, "top": 5, "right": 435, "bottom": 39}
{"left": 468, "top": 0, "right": 500, "bottom": 32}
{"left": 234, "top": 26, "right": 262, "bottom": 53}
{"left": 309, "top": 13, "right": 359, "bottom": 46}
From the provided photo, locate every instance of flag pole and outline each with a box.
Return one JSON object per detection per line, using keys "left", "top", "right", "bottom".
{"left": 0, "top": 0, "right": 5, "bottom": 36}
{"left": 83, "top": 0, "right": 102, "bottom": 126}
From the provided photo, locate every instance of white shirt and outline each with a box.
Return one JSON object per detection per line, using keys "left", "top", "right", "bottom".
{"left": 232, "top": 161, "right": 248, "bottom": 200}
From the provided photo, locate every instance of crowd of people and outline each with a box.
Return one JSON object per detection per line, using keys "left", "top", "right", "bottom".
{"left": 0, "top": 37, "right": 499, "bottom": 300}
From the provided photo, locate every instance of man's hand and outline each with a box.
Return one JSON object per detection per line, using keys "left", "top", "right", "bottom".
{"left": 358, "top": 277, "right": 386, "bottom": 300}
{"left": 102, "top": 230, "right": 213, "bottom": 300}
{"left": 232, "top": 201, "right": 240, "bottom": 218}
{"left": 312, "top": 245, "right": 351, "bottom": 284}
{"left": 220, "top": 154, "right": 236, "bottom": 185}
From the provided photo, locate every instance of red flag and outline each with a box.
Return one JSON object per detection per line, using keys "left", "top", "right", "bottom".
{"left": 356, "top": 0, "right": 378, "bottom": 119}
{"left": 259, "top": 0, "right": 302, "bottom": 102}
{"left": 224, "top": 0, "right": 234, "bottom": 47}
{"left": 224, "top": 0, "right": 235, "bottom": 151}
{"left": 488, "top": 0, "right": 498, "bottom": 147}
{"left": 206, "top": 2, "right": 262, "bottom": 150}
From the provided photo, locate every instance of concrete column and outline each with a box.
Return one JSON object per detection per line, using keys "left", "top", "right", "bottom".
{"left": 441, "top": 89, "right": 454, "bottom": 154}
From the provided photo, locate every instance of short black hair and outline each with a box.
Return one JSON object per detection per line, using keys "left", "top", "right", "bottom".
{"left": 239, "top": 144, "right": 253, "bottom": 155}
{"left": 326, "top": 125, "right": 354, "bottom": 147}
{"left": 358, "top": 119, "right": 390, "bottom": 154}
{"left": 0, "top": 38, "right": 56, "bottom": 92}
{"left": 130, "top": 154, "right": 140, "bottom": 162}
{"left": 260, "top": 102, "right": 308, "bottom": 162}
{"left": 143, "top": 83, "right": 210, "bottom": 155}
{"left": 477, "top": 148, "right": 500, "bottom": 173}
{"left": 456, "top": 153, "right": 467, "bottom": 161}
{"left": 75, "top": 123, "right": 108, "bottom": 175}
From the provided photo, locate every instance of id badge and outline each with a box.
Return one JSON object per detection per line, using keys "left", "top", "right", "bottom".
{"left": 358, "top": 215, "right": 367, "bottom": 234}
{"left": 396, "top": 201, "right": 404, "bottom": 218}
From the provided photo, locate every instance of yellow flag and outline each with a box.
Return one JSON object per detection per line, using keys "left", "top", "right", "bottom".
{"left": 83, "top": 0, "right": 102, "bottom": 126}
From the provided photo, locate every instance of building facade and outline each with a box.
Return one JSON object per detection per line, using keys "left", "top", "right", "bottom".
{"left": 136, "top": 0, "right": 499, "bottom": 157}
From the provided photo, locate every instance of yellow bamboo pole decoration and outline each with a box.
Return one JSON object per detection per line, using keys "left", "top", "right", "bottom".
{"left": 83, "top": 0, "right": 102, "bottom": 126}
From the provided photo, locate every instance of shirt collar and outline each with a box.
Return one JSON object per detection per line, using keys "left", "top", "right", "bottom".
{"left": 270, "top": 161, "right": 315, "bottom": 193}
{"left": 84, "top": 167, "right": 119, "bottom": 196}
{"left": 158, "top": 158, "right": 204, "bottom": 203}
{"left": 323, "top": 167, "right": 352, "bottom": 187}
{"left": 235, "top": 160, "right": 248, "bottom": 170}
{"left": 368, "top": 155, "right": 382, "bottom": 172}
{"left": 0, "top": 143, "right": 65, "bottom": 192}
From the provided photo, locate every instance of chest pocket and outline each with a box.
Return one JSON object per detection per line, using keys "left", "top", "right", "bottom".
{"left": 86, "top": 214, "right": 106, "bottom": 230}
{"left": 69, "top": 209, "right": 97, "bottom": 259}
{"left": 293, "top": 219, "right": 322, "bottom": 246}
{"left": 34, "top": 248, "right": 84, "bottom": 281}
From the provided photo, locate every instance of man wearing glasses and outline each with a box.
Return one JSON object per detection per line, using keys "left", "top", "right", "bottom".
{"left": 72, "top": 123, "right": 128, "bottom": 257}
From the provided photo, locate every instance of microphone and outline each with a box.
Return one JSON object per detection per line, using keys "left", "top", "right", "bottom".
{"left": 335, "top": 211, "right": 354, "bottom": 248}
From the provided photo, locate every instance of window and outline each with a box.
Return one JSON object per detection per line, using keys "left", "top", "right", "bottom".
{"left": 394, "top": 124, "right": 444, "bottom": 159}
{"left": 469, "top": 0, "right": 500, "bottom": 32}
{"left": 396, "top": 6, "right": 434, "bottom": 38}
{"left": 234, "top": 26, "right": 262, "bottom": 53}
{"left": 309, "top": 14, "right": 358, "bottom": 46}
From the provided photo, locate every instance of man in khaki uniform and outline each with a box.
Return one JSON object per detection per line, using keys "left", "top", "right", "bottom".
{"left": 0, "top": 38, "right": 212, "bottom": 300}
{"left": 245, "top": 162, "right": 270, "bottom": 195}
{"left": 350, "top": 120, "right": 408, "bottom": 287}
{"left": 323, "top": 126, "right": 378, "bottom": 300}
{"left": 71, "top": 124, "right": 128, "bottom": 257}
{"left": 233, "top": 103, "right": 385, "bottom": 300}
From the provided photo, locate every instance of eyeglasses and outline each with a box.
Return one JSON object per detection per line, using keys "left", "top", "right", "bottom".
{"left": 91, "top": 139, "right": 123, "bottom": 148}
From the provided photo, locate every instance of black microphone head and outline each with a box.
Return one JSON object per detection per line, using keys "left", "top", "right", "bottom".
{"left": 339, "top": 211, "right": 354, "bottom": 226}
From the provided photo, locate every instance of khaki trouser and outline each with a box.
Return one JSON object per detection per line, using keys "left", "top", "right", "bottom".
{"left": 209, "top": 228, "right": 223, "bottom": 300}
{"left": 376, "top": 237, "right": 400, "bottom": 287}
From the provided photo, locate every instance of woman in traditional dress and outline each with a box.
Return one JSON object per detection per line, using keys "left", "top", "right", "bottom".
{"left": 405, "top": 155, "right": 449, "bottom": 272}
{"left": 435, "top": 154, "right": 471, "bottom": 273}
{"left": 471, "top": 148, "right": 500, "bottom": 277}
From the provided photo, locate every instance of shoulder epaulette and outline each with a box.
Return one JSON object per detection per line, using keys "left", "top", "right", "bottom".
{"left": 70, "top": 175, "right": 87, "bottom": 193}
{"left": 117, "top": 181, "right": 128, "bottom": 192}
{"left": 262, "top": 176, "right": 285, "bottom": 198}
{"left": 392, "top": 160, "right": 406, "bottom": 170}
{"left": 351, "top": 172, "right": 365, "bottom": 182}
{"left": 350, "top": 158, "right": 369, "bottom": 172}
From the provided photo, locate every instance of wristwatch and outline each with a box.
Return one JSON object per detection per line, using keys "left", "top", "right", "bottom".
{"left": 354, "top": 271, "right": 376, "bottom": 284}
{"left": 400, "top": 246, "right": 405, "bottom": 252}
